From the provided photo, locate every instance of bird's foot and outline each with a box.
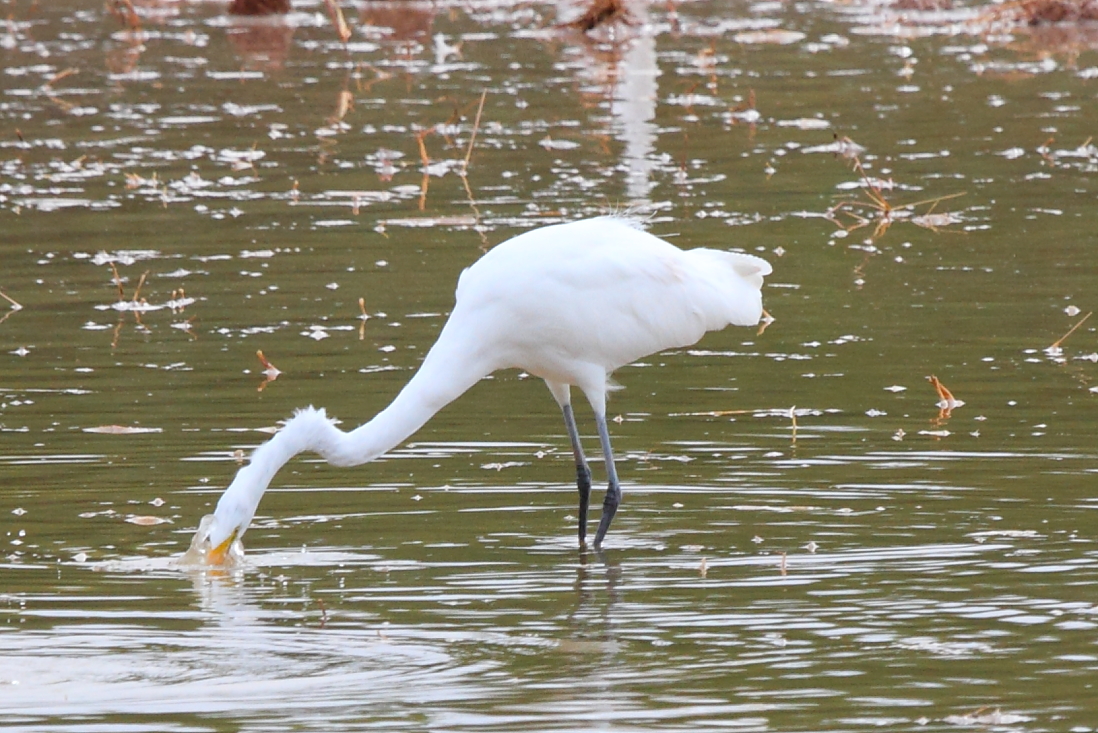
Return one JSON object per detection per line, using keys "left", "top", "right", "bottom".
{"left": 592, "top": 483, "right": 621, "bottom": 547}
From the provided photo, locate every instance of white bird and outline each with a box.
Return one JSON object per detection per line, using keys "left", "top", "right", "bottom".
{"left": 189, "top": 216, "right": 771, "bottom": 563}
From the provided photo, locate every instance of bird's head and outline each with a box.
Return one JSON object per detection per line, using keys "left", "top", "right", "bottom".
{"left": 184, "top": 504, "right": 248, "bottom": 566}
{"left": 182, "top": 457, "right": 270, "bottom": 566}
{"left": 204, "top": 514, "right": 242, "bottom": 565}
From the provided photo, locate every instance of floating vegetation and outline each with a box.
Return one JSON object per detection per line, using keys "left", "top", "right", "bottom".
{"left": 982, "top": 0, "right": 1098, "bottom": 25}
{"left": 83, "top": 425, "right": 164, "bottom": 435}
{"left": 826, "top": 153, "right": 966, "bottom": 239}
{"left": 1039, "top": 137, "right": 1098, "bottom": 173}
{"left": 562, "top": 0, "right": 637, "bottom": 33}
{"left": 125, "top": 515, "right": 172, "bottom": 525}
{"left": 256, "top": 350, "right": 282, "bottom": 392}
{"left": 927, "top": 375, "right": 965, "bottom": 412}
{"left": 229, "top": 0, "right": 292, "bottom": 15}
{"left": 0, "top": 290, "right": 23, "bottom": 326}
{"left": 1045, "top": 310, "right": 1092, "bottom": 357}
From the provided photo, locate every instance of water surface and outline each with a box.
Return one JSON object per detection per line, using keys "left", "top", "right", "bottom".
{"left": 2, "top": 0, "right": 1097, "bottom": 730}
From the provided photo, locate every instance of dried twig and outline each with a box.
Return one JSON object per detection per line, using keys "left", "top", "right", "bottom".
{"left": 0, "top": 290, "right": 22, "bottom": 311}
{"left": 323, "top": 0, "right": 352, "bottom": 43}
{"left": 108, "top": 0, "right": 141, "bottom": 29}
{"left": 415, "top": 129, "right": 432, "bottom": 168}
{"left": 463, "top": 90, "right": 487, "bottom": 170}
{"left": 131, "top": 270, "right": 149, "bottom": 303}
{"left": 927, "top": 375, "right": 957, "bottom": 404}
{"left": 757, "top": 307, "right": 775, "bottom": 336}
{"left": 257, "top": 350, "right": 282, "bottom": 392}
{"left": 1050, "top": 310, "right": 1092, "bottom": 350}
{"left": 42, "top": 68, "right": 79, "bottom": 91}
{"left": 415, "top": 128, "right": 433, "bottom": 211}
{"left": 827, "top": 154, "right": 965, "bottom": 239}
{"left": 0, "top": 290, "right": 21, "bottom": 325}
{"left": 330, "top": 90, "right": 354, "bottom": 125}
{"left": 109, "top": 263, "right": 125, "bottom": 301}
{"left": 927, "top": 375, "right": 964, "bottom": 420}
{"left": 358, "top": 297, "right": 370, "bottom": 340}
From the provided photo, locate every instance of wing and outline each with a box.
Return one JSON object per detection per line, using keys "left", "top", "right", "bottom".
{"left": 450, "top": 218, "right": 772, "bottom": 378}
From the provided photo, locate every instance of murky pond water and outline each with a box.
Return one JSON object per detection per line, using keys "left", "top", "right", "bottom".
{"left": 3, "top": 0, "right": 1098, "bottom": 730}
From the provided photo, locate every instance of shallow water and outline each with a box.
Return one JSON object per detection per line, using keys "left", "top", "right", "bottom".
{"left": 2, "top": 0, "right": 1098, "bottom": 730}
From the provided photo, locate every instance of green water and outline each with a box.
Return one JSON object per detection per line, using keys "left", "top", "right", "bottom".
{"left": 2, "top": 0, "right": 1097, "bottom": 730}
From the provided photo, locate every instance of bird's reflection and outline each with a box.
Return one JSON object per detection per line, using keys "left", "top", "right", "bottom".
{"left": 360, "top": 1, "right": 436, "bottom": 45}
{"left": 563, "top": 547, "right": 623, "bottom": 651}
{"left": 224, "top": 15, "right": 296, "bottom": 71}
{"left": 183, "top": 563, "right": 257, "bottom": 621}
{"left": 608, "top": 4, "right": 659, "bottom": 205}
{"left": 560, "top": 0, "right": 660, "bottom": 209}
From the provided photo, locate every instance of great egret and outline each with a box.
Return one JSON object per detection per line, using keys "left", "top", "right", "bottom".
{"left": 189, "top": 216, "right": 771, "bottom": 563}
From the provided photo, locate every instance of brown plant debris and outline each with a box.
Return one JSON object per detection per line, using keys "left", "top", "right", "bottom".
{"left": 1002, "top": 0, "right": 1098, "bottom": 24}
{"left": 1048, "top": 310, "right": 1092, "bottom": 354}
{"left": 732, "top": 88, "right": 756, "bottom": 114}
{"left": 257, "top": 350, "right": 282, "bottom": 392}
{"left": 0, "top": 290, "right": 22, "bottom": 311}
{"left": 109, "top": 263, "right": 125, "bottom": 301}
{"left": 463, "top": 90, "right": 487, "bottom": 171}
{"left": 563, "top": 0, "right": 637, "bottom": 32}
{"left": 131, "top": 270, "right": 149, "bottom": 304}
{"left": 107, "top": 0, "right": 141, "bottom": 29}
{"left": 926, "top": 375, "right": 964, "bottom": 412}
{"left": 892, "top": 0, "right": 954, "bottom": 9}
{"left": 323, "top": 0, "right": 352, "bottom": 43}
{"left": 757, "top": 307, "right": 775, "bottom": 336}
{"left": 358, "top": 297, "right": 372, "bottom": 338}
{"left": 827, "top": 154, "right": 965, "bottom": 239}
{"left": 0, "top": 289, "right": 23, "bottom": 325}
{"left": 229, "top": 0, "right": 291, "bottom": 15}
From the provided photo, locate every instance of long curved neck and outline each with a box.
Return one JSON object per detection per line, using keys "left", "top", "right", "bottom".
{"left": 214, "top": 321, "right": 496, "bottom": 532}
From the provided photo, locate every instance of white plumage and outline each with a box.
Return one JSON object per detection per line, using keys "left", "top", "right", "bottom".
{"left": 190, "top": 216, "right": 771, "bottom": 562}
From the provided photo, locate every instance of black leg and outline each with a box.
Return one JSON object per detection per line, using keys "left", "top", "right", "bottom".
{"left": 592, "top": 411, "right": 621, "bottom": 547}
{"left": 576, "top": 464, "right": 592, "bottom": 545}
{"left": 561, "top": 404, "right": 592, "bottom": 546}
